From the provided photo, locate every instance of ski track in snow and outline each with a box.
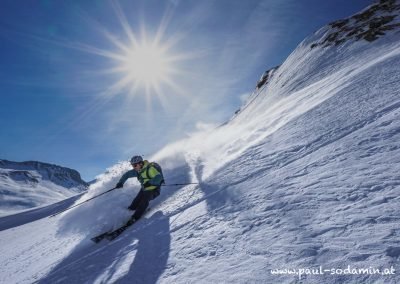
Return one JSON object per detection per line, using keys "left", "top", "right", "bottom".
{"left": 1, "top": 4, "right": 400, "bottom": 283}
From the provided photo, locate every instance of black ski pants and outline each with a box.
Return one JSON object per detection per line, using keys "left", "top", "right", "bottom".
{"left": 129, "top": 188, "right": 159, "bottom": 219}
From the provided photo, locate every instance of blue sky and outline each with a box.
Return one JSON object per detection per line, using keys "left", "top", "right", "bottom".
{"left": 0, "top": 0, "right": 370, "bottom": 180}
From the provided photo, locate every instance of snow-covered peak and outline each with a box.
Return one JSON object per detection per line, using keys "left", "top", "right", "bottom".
{"left": 311, "top": 0, "right": 400, "bottom": 48}
{"left": 0, "top": 159, "right": 88, "bottom": 189}
{"left": 252, "top": 0, "right": 400, "bottom": 97}
{"left": 0, "top": 159, "right": 88, "bottom": 216}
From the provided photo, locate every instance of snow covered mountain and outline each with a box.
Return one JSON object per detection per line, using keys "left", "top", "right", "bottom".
{"left": 1, "top": 1, "right": 400, "bottom": 283}
{"left": 0, "top": 159, "right": 88, "bottom": 217}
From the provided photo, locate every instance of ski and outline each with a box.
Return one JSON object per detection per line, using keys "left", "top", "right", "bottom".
{"left": 106, "top": 217, "right": 137, "bottom": 241}
{"left": 91, "top": 219, "right": 135, "bottom": 244}
{"left": 90, "top": 218, "right": 136, "bottom": 243}
{"left": 91, "top": 208, "right": 152, "bottom": 243}
{"left": 91, "top": 230, "right": 112, "bottom": 243}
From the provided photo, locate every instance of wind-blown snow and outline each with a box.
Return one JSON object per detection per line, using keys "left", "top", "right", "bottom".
{"left": 1, "top": 2, "right": 400, "bottom": 283}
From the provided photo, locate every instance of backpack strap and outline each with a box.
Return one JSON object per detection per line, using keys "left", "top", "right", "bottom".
{"left": 145, "top": 162, "right": 153, "bottom": 179}
{"left": 146, "top": 162, "right": 165, "bottom": 185}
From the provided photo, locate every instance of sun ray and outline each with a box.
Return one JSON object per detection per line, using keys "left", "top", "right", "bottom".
{"left": 70, "top": 42, "right": 126, "bottom": 61}
{"left": 110, "top": 0, "right": 139, "bottom": 47}
{"left": 154, "top": 3, "right": 176, "bottom": 45}
{"left": 101, "top": 30, "right": 132, "bottom": 54}
{"left": 68, "top": 1, "right": 202, "bottom": 110}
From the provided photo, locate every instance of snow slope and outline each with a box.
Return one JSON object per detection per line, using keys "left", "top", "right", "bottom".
{"left": 0, "top": 159, "right": 88, "bottom": 217}
{"left": 1, "top": 1, "right": 400, "bottom": 283}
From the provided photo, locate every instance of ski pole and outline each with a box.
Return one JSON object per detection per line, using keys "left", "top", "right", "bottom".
{"left": 50, "top": 187, "right": 118, "bottom": 218}
{"left": 162, "top": 183, "right": 199, "bottom": 186}
{"left": 50, "top": 183, "right": 197, "bottom": 217}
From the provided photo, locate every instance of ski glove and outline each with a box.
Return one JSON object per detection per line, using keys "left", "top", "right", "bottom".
{"left": 116, "top": 182, "right": 124, "bottom": 188}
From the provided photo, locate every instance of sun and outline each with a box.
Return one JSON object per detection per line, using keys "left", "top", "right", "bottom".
{"left": 102, "top": 33, "right": 180, "bottom": 98}
{"left": 69, "top": 1, "right": 193, "bottom": 106}
{"left": 120, "top": 41, "right": 172, "bottom": 90}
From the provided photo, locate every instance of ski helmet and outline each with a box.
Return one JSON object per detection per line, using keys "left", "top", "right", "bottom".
{"left": 130, "top": 155, "right": 143, "bottom": 164}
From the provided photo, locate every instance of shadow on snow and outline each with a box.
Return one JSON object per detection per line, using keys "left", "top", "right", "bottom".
{"left": 38, "top": 211, "right": 170, "bottom": 284}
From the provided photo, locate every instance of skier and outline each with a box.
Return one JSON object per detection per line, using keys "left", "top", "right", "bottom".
{"left": 115, "top": 155, "right": 164, "bottom": 224}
